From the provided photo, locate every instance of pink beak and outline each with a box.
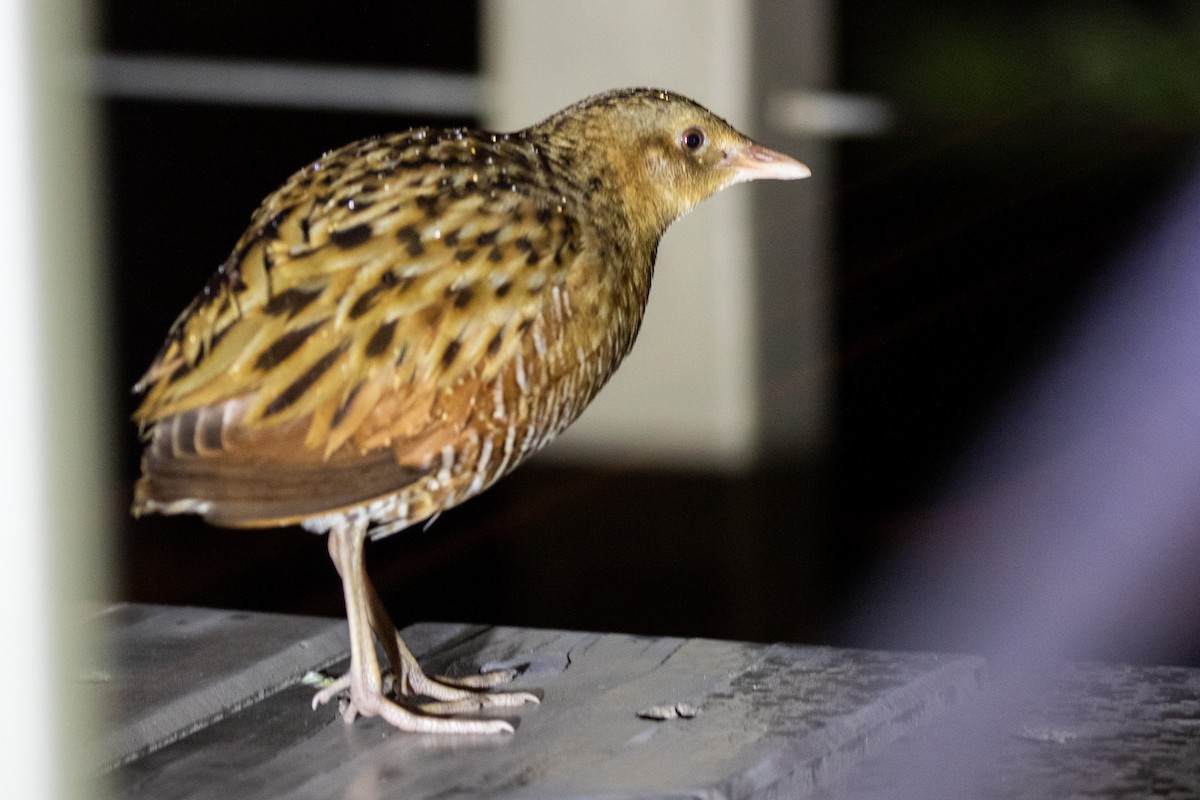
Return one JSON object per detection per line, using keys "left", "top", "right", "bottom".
{"left": 722, "top": 142, "right": 811, "bottom": 184}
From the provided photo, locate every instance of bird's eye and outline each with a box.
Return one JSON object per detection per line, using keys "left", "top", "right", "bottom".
{"left": 680, "top": 127, "right": 706, "bottom": 153}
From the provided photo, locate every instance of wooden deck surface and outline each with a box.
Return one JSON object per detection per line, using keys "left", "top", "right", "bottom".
{"left": 97, "top": 604, "right": 1198, "bottom": 799}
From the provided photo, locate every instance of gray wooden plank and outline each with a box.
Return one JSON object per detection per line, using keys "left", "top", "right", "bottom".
{"left": 811, "top": 661, "right": 1200, "bottom": 800}
{"left": 91, "top": 603, "right": 349, "bottom": 770}
{"left": 109, "top": 616, "right": 985, "bottom": 799}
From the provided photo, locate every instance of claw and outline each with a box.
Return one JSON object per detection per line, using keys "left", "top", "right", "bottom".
{"left": 310, "top": 673, "right": 351, "bottom": 710}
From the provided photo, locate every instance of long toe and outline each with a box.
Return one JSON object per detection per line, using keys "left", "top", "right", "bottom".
{"left": 374, "top": 696, "right": 516, "bottom": 735}
{"left": 433, "top": 667, "right": 525, "bottom": 689}
{"left": 403, "top": 666, "right": 539, "bottom": 707}
{"left": 418, "top": 690, "right": 540, "bottom": 716}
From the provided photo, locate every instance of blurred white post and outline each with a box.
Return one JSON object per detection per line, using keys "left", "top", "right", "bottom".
{"left": 483, "top": 0, "right": 761, "bottom": 467}
{"left": 0, "top": 2, "right": 54, "bottom": 793}
{"left": 1, "top": 0, "right": 108, "bottom": 797}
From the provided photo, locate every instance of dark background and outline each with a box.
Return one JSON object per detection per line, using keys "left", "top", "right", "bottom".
{"left": 101, "top": 2, "right": 1200, "bottom": 662}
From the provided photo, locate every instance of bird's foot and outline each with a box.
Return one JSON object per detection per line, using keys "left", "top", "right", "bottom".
{"left": 308, "top": 671, "right": 515, "bottom": 733}
{"left": 370, "top": 694, "right": 515, "bottom": 734}
{"left": 308, "top": 664, "right": 537, "bottom": 725}
{"left": 399, "top": 663, "right": 540, "bottom": 710}
{"left": 325, "top": 680, "right": 515, "bottom": 733}
{"left": 318, "top": 520, "right": 529, "bottom": 734}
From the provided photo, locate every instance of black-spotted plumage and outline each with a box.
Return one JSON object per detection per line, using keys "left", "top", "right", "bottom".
{"left": 132, "top": 88, "right": 809, "bottom": 734}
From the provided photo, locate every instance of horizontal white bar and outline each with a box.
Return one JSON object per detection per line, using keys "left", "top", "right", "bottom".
{"left": 769, "top": 89, "right": 893, "bottom": 137}
{"left": 92, "top": 53, "right": 480, "bottom": 117}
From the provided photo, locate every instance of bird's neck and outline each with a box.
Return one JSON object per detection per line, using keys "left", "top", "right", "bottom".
{"left": 513, "top": 128, "right": 665, "bottom": 360}
{"left": 526, "top": 120, "right": 677, "bottom": 241}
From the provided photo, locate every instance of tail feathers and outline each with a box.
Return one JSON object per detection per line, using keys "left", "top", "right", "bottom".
{"left": 134, "top": 407, "right": 430, "bottom": 528}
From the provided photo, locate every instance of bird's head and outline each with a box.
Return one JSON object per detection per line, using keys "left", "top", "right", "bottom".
{"left": 531, "top": 88, "right": 810, "bottom": 241}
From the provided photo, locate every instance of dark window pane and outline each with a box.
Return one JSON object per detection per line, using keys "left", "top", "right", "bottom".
{"left": 98, "top": 1, "right": 479, "bottom": 72}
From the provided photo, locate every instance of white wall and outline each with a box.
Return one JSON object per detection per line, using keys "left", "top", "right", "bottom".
{"left": 483, "top": 0, "right": 760, "bottom": 467}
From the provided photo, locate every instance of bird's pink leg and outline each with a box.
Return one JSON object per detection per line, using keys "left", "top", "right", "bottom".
{"left": 312, "top": 519, "right": 515, "bottom": 734}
